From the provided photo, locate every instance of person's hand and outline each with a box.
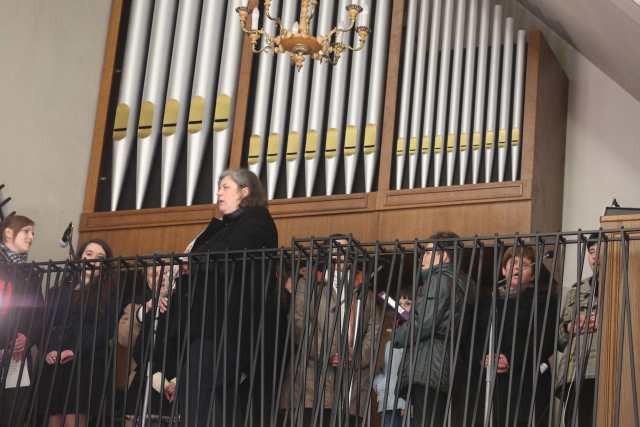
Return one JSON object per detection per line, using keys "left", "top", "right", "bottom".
{"left": 60, "top": 350, "right": 75, "bottom": 364}
{"left": 12, "top": 333, "right": 27, "bottom": 360}
{"left": 45, "top": 351, "right": 58, "bottom": 365}
{"left": 145, "top": 297, "right": 169, "bottom": 314}
{"left": 482, "top": 353, "right": 509, "bottom": 373}
{"left": 566, "top": 312, "right": 597, "bottom": 335}
{"left": 284, "top": 277, "right": 293, "bottom": 294}
{"left": 164, "top": 382, "right": 177, "bottom": 402}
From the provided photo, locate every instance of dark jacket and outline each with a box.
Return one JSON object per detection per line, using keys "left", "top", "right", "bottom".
{"left": 44, "top": 278, "right": 117, "bottom": 357}
{"left": 392, "top": 262, "right": 470, "bottom": 391}
{"left": 186, "top": 206, "right": 279, "bottom": 375}
{"left": 477, "top": 284, "right": 558, "bottom": 387}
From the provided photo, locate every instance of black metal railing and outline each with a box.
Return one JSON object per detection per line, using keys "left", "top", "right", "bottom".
{"left": 0, "top": 230, "right": 638, "bottom": 426}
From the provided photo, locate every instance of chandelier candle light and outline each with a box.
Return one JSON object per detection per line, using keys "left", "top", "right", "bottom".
{"left": 236, "top": 0, "right": 370, "bottom": 70}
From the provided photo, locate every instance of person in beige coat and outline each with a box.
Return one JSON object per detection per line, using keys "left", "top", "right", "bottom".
{"left": 280, "top": 240, "right": 381, "bottom": 427}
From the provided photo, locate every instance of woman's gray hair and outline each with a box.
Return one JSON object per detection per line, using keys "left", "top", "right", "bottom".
{"left": 218, "top": 168, "right": 268, "bottom": 208}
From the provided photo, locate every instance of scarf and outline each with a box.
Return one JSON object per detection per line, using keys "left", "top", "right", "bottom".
{"left": 0, "top": 242, "right": 27, "bottom": 264}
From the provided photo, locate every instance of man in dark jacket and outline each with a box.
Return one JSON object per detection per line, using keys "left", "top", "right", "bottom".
{"left": 393, "top": 231, "right": 471, "bottom": 427}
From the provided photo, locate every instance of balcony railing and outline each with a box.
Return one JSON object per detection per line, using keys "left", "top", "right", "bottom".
{"left": 0, "top": 230, "right": 638, "bottom": 426}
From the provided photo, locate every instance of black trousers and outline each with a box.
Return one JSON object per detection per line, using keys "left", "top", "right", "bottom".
{"left": 410, "top": 384, "right": 447, "bottom": 427}
{"left": 0, "top": 387, "right": 31, "bottom": 427}
{"left": 492, "top": 371, "right": 552, "bottom": 427}
{"left": 562, "top": 379, "right": 595, "bottom": 427}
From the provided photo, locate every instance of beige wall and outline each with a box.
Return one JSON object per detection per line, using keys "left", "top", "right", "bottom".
{"left": 0, "top": 0, "right": 111, "bottom": 261}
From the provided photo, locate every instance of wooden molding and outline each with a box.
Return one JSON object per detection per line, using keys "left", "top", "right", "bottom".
{"left": 83, "top": 0, "right": 125, "bottom": 213}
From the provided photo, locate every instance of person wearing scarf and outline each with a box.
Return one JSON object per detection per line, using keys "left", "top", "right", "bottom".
{"left": 0, "top": 214, "right": 40, "bottom": 427}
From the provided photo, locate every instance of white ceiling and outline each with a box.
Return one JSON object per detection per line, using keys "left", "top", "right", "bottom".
{"left": 516, "top": 0, "right": 640, "bottom": 101}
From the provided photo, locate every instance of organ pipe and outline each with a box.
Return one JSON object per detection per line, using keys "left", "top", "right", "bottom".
{"left": 459, "top": 0, "right": 478, "bottom": 185}
{"left": 111, "top": 0, "right": 153, "bottom": 211}
{"left": 483, "top": 4, "right": 502, "bottom": 184}
{"left": 186, "top": 0, "right": 230, "bottom": 205}
{"left": 471, "top": 0, "right": 491, "bottom": 185}
{"left": 135, "top": 0, "right": 178, "bottom": 209}
{"left": 498, "top": 17, "right": 514, "bottom": 182}
{"left": 160, "top": 0, "right": 203, "bottom": 207}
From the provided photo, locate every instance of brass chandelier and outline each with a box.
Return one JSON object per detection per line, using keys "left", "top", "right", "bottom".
{"left": 236, "top": 0, "right": 370, "bottom": 71}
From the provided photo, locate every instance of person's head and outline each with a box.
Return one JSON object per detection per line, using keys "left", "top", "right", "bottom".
{"left": 501, "top": 246, "right": 536, "bottom": 288}
{"left": 0, "top": 214, "right": 35, "bottom": 254}
{"left": 422, "top": 231, "right": 459, "bottom": 270}
{"left": 216, "top": 168, "right": 267, "bottom": 215}
{"left": 586, "top": 233, "right": 600, "bottom": 271}
{"left": 76, "top": 239, "right": 113, "bottom": 283}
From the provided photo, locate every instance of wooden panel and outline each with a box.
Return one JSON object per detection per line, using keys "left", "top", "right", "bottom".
{"left": 381, "top": 181, "right": 526, "bottom": 209}
{"left": 527, "top": 32, "right": 568, "bottom": 233}
{"left": 83, "top": 0, "right": 125, "bottom": 212}
{"left": 228, "top": 35, "right": 255, "bottom": 169}
{"left": 597, "top": 215, "right": 640, "bottom": 427}
{"left": 378, "top": 201, "right": 532, "bottom": 241}
{"left": 376, "top": 0, "right": 405, "bottom": 194}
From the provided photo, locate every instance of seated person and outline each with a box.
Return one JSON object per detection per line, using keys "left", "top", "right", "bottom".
{"left": 478, "top": 246, "right": 558, "bottom": 426}
{"left": 556, "top": 233, "right": 600, "bottom": 427}
{"left": 117, "top": 259, "right": 179, "bottom": 424}
{"left": 392, "top": 231, "right": 470, "bottom": 427}
{"left": 280, "top": 236, "right": 380, "bottom": 427}
{"left": 373, "top": 294, "right": 410, "bottom": 427}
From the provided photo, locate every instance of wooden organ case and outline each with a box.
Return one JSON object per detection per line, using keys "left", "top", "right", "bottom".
{"left": 80, "top": 0, "right": 568, "bottom": 255}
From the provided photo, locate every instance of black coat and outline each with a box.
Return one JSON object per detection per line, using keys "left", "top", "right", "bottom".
{"left": 185, "top": 206, "right": 279, "bottom": 375}
{"left": 477, "top": 285, "right": 558, "bottom": 389}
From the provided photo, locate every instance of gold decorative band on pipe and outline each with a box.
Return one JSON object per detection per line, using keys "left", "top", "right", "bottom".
{"left": 447, "top": 133, "right": 456, "bottom": 153}
{"left": 396, "top": 137, "right": 405, "bottom": 155}
{"left": 188, "top": 96, "right": 204, "bottom": 134}
{"left": 113, "top": 103, "right": 130, "bottom": 141}
{"left": 248, "top": 135, "right": 261, "bottom": 166}
{"left": 267, "top": 133, "right": 279, "bottom": 163}
{"left": 137, "top": 101, "right": 154, "bottom": 138}
{"left": 498, "top": 128, "right": 507, "bottom": 148}
{"left": 344, "top": 126, "right": 357, "bottom": 156}
{"left": 286, "top": 132, "right": 300, "bottom": 161}
{"left": 511, "top": 128, "right": 520, "bottom": 146}
{"left": 434, "top": 135, "right": 443, "bottom": 154}
{"left": 213, "top": 95, "right": 231, "bottom": 132}
{"left": 484, "top": 130, "right": 495, "bottom": 149}
{"left": 459, "top": 133, "right": 469, "bottom": 151}
{"left": 162, "top": 99, "right": 179, "bottom": 136}
{"left": 325, "top": 129, "right": 338, "bottom": 159}
{"left": 305, "top": 130, "right": 317, "bottom": 160}
{"left": 408, "top": 137, "right": 418, "bottom": 155}
{"left": 421, "top": 136, "right": 430, "bottom": 154}
{"left": 472, "top": 132, "right": 482, "bottom": 150}
{"left": 363, "top": 124, "right": 376, "bottom": 155}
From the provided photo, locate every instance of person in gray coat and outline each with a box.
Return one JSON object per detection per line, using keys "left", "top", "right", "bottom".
{"left": 393, "top": 231, "right": 469, "bottom": 427}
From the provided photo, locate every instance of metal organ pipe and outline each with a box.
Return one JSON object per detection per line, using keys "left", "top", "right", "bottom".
{"left": 459, "top": 0, "right": 478, "bottom": 185}
{"left": 433, "top": 0, "right": 454, "bottom": 187}
{"left": 186, "top": 0, "right": 226, "bottom": 205}
{"left": 407, "top": 0, "right": 431, "bottom": 189}
{"left": 394, "top": 0, "right": 419, "bottom": 190}
{"left": 363, "top": 0, "right": 391, "bottom": 193}
{"left": 111, "top": 0, "right": 153, "bottom": 211}
{"left": 498, "top": 17, "right": 514, "bottom": 182}
{"left": 471, "top": 0, "right": 490, "bottom": 185}
{"left": 248, "top": 0, "right": 281, "bottom": 180}
{"left": 512, "top": 30, "right": 527, "bottom": 181}
{"left": 344, "top": 3, "right": 371, "bottom": 195}
{"left": 304, "top": 0, "right": 335, "bottom": 196}
{"left": 160, "top": 0, "right": 203, "bottom": 207}
{"left": 420, "top": 0, "right": 442, "bottom": 188}
{"left": 266, "top": 0, "right": 298, "bottom": 200}
{"left": 446, "top": 0, "right": 467, "bottom": 187}
{"left": 135, "top": 0, "right": 178, "bottom": 210}
{"left": 211, "top": 0, "right": 248, "bottom": 202}
{"left": 325, "top": 0, "right": 355, "bottom": 196}
{"left": 483, "top": 4, "right": 502, "bottom": 184}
